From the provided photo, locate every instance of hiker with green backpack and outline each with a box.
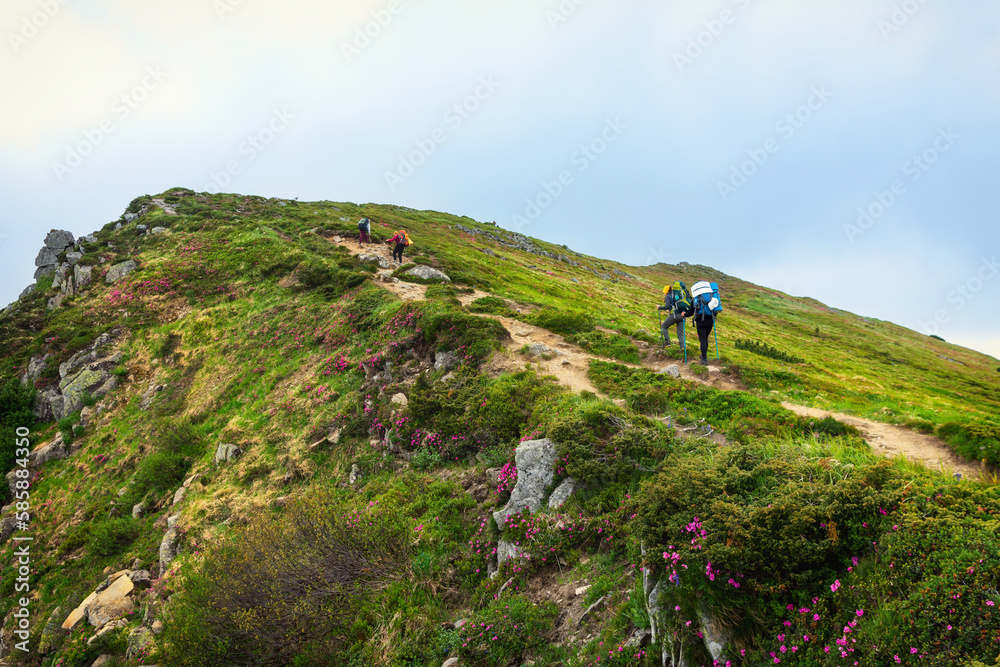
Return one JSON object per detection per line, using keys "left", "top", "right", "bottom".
{"left": 657, "top": 282, "right": 693, "bottom": 348}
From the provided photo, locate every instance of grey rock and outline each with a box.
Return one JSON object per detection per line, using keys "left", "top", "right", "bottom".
{"left": 60, "top": 367, "right": 112, "bottom": 416}
{"left": 37, "top": 606, "right": 65, "bottom": 655}
{"left": 496, "top": 539, "right": 522, "bottom": 565}
{"left": 547, "top": 477, "right": 578, "bottom": 509}
{"left": 36, "top": 389, "right": 61, "bottom": 422}
{"left": 136, "top": 224, "right": 148, "bottom": 233}
{"left": 696, "top": 603, "right": 731, "bottom": 663}
{"left": 104, "top": 259, "right": 139, "bottom": 285}
{"left": 35, "top": 246, "right": 59, "bottom": 267}
{"left": 150, "top": 227, "right": 168, "bottom": 235}
{"left": 129, "top": 570, "right": 153, "bottom": 590}
{"left": 624, "top": 628, "right": 651, "bottom": 649}
{"left": 18, "top": 283, "right": 37, "bottom": 301}
{"left": 0, "top": 517, "right": 17, "bottom": 546}
{"left": 44, "top": 230, "right": 75, "bottom": 250}
{"left": 492, "top": 438, "right": 558, "bottom": 530}
{"left": 442, "top": 659, "right": 459, "bottom": 667}
{"left": 74, "top": 264, "right": 93, "bottom": 290}
{"left": 124, "top": 212, "right": 138, "bottom": 223}
{"left": 105, "top": 260, "right": 138, "bottom": 283}
{"left": 527, "top": 343, "right": 557, "bottom": 357}
{"left": 159, "top": 525, "right": 180, "bottom": 576}
{"left": 59, "top": 334, "right": 115, "bottom": 378}
{"left": 434, "top": 351, "right": 460, "bottom": 372}
{"left": 22, "top": 354, "right": 51, "bottom": 386}
{"left": 172, "top": 486, "right": 186, "bottom": 505}
{"left": 660, "top": 364, "right": 681, "bottom": 379}
{"left": 405, "top": 265, "right": 451, "bottom": 282}
{"left": 579, "top": 595, "right": 607, "bottom": 624}
{"left": 391, "top": 393, "right": 408, "bottom": 407}
{"left": 349, "top": 464, "right": 361, "bottom": 485}
{"left": 358, "top": 253, "right": 391, "bottom": 269}
{"left": 52, "top": 263, "right": 68, "bottom": 290}
{"left": 91, "top": 655, "right": 115, "bottom": 667}
{"left": 126, "top": 626, "right": 157, "bottom": 662}
{"left": 214, "top": 443, "right": 242, "bottom": 464}
{"left": 132, "top": 502, "right": 145, "bottom": 518}
{"left": 29, "top": 433, "right": 70, "bottom": 467}
{"left": 34, "top": 265, "right": 56, "bottom": 280}
{"left": 66, "top": 251, "right": 83, "bottom": 265}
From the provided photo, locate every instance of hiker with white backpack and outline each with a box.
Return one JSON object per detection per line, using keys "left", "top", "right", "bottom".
{"left": 357, "top": 217, "right": 372, "bottom": 246}
{"left": 691, "top": 281, "right": 723, "bottom": 364}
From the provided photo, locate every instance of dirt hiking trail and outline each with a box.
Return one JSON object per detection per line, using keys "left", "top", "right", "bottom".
{"left": 323, "top": 232, "right": 986, "bottom": 480}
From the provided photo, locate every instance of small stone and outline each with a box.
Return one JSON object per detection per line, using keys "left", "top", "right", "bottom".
{"left": 391, "top": 393, "right": 408, "bottom": 407}
{"left": 349, "top": 464, "right": 361, "bottom": 485}
{"left": 575, "top": 585, "right": 591, "bottom": 596}
{"left": 659, "top": 364, "right": 681, "bottom": 379}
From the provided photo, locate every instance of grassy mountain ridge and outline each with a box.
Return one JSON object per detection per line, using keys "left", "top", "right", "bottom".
{"left": 1, "top": 187, "right": 999, "bottom": 667}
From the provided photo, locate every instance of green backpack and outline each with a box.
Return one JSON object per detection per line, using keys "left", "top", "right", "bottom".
{"left": 671, "top": 281, "right": 693, "bottom": 315}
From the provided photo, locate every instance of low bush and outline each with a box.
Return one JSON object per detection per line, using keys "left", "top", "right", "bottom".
{"left": 523, "top": 308, "right": 595, "bottom": 336}
{"left": 734, "top": 338, "right": 804, "bottom": 364}
{"left": 89, "top": 518, "right": 141, "bottom": 557}
{"left": 163, "top": 489, "right": 411, "bottom": 667}
{"left": 467, "top": 296, "right": 513, "bottom": 316}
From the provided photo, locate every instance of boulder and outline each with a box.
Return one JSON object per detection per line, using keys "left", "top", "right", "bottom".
{"left": 358, "top": 253, "right": 391, "bottom": 269}
{"left": 85, "top": 574, "right": 135, "bottom": 629}
{"left": 696, "top": 603, "right": 732, "bottom": 663}
{"left": 129, "top": 570, "right": 153, "bottom": 590}
{"left": 547, "top": 477, "right": 578, "bottom": 509}
{"left": 496, "top": 538, "right": 522, "bottom": 565}
{"left": 150, "top": 227, "right": 168, "bottom": 235}
{"left": 36, "top": 606, "right": 65, "bottom": 655}
{"left": 35, "top": 389, "right": 61, "bottom": 422}
{"left": 172, "top": 486, "right": 185, "bottom": 505}
{"left": 105, "top": 260, "right": 138, "bottom": 284}
{"left": 60, "top": 367, "right": 112, "bottom": 416}
{"left": 21, "top": 354, "right": 51, "bottom": 386}
{"left": 214, "top": 443, "right": 241, "bottom": 464}
{"left": 0, "top": 517, "right": 17, "bottom": 546}
{"left": 44, "top": 230, "right": 75, "bottom": 250}
{"left": 434, "top": 351, "right": 460, "bottom": 372}
{"left": 405, "top": 265, "right": 451, "bottom": 282}
{"left": 492, "top": 438, "right": 558, "bottom": 530}
{"left": 159, "top": 518, "right": 181, "bottom": 576}
{"left": 74, "top": 264, "right": 93, "bottom": 290}
{"left": 126, "top": 626, "right": 157, "bottom": 662}
{"left": 66, "top": 251, "right": 83, "bottom": 266}
{"left": 52, "top": 263, "right": 68, "bottom": 289}
{"left": 34, "top": 265, "right": 56, "bottom": 280}
{"left": 29, "top": 433, "right": 70, "bottom": 467}
{"left": 391, "top": 393, "right": 408, "bottom": 407}
{"left": 47, "top": 294, "right": 64, "bottom": 311}
{"left": 17, "top": 284, "right": 36, "bottom": 301}
{"left": 91, "top": 654, "right": 116, "bottom": 666}
{"left": 34, "top": 247, "right": 59, "bottom": 267}
{"left": 659, "top": 364, "right": 681, "bottom": 379}
{"left": 132, "top": 502, "right": 145, "bottom": 518}
{"left": 59, "top": 334, "right": 115, "bottom": 378}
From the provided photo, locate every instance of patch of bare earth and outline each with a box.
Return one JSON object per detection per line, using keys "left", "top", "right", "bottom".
{"left": 783, "top": 403, "right": 986, "bottom": 480}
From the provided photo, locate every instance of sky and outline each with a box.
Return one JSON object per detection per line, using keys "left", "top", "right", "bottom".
{"left": 1, "top": 0, "right": 998, "bottom": 360}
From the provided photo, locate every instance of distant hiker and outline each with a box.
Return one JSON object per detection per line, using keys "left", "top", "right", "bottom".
{"left": 691, "top": 281, "right": 723, "bottom": 364}
{"left": 657, "top": 282, "right": 693, "bottom": 347}
{"left": 358, "top": 217, "right": 371, "bottom": 245}
{"left": 386, "top": 229, "right": 411, "bottom": 263}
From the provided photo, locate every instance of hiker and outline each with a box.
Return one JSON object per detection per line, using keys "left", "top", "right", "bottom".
{"left": 691, "top": 281, "right": 722, "bottom": 365}
{"left": 657, "top": 285, "right": 691, "bottom": 347}
{"left": 386, "top": 229, "right": 410, "bottom": 264}
{"left": 357, "top": 217, "right": 371, "bottom": 245}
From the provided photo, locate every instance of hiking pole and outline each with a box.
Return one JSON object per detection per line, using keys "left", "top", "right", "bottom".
{"left": 713, "top": 314, "right": 719, "bottom": 361}
{"left": 680, "top": 318, "right": 687, "bottom": 364}
{"left": 657, "top": 310, "right": 664, "bottom": 345}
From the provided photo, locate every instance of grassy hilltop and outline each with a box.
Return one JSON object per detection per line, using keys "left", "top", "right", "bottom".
{"left": 1, "top": 187, "right": 999, "bottom": 667}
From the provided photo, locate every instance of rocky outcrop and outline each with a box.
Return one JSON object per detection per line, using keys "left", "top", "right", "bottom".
{"left": 547, "top": 477, "right": 578, "bottom": 509}
{"left": 214, "top": 443, "right": 242, "bottom": 464}
{"left": 492, "top": 438, "right": 558, "bottom": 530}
{"left": 34, "top": 230, "right": 75, "bottom": 281}
{"left": 434, "top": 351, "right": 460, "bottom": 372}
{"left": 405, "top": 265, "right": 451, "bottom": 282}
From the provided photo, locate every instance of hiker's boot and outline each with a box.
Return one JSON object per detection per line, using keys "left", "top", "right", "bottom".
{"left": 698, "top": 357, "right": 708, "bottom": 366}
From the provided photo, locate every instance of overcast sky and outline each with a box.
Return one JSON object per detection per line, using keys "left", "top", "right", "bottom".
{"left": 2, "top": 0, "right": 998, "bottom": 359}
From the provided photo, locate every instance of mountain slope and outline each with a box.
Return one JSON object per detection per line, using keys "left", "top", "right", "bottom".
{"left": 1, "top": 188, "right": 999, "bottom": 667}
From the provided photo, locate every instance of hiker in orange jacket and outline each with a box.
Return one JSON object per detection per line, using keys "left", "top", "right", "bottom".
{"left": 386, "top": 230, "right": 409, "bottom": 264}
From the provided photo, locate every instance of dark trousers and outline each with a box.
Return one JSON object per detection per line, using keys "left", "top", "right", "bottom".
{"left": 392, "top": 242, "right": 406, "bottom": 263}
{"left": 696, "top": 317, "right": 714, "bottom": 360}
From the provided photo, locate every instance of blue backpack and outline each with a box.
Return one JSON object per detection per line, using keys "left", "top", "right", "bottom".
{"left": 691, "top": 281, "right": 722, "bottom": 319}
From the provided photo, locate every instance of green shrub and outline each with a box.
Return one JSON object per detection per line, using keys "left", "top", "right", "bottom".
{"left": 937, "top": 420, "right": 1000, "bottom": 465}
{"left": 734, "top": 338, "right": 804, "bottom": 364}
{"left": 467, "top": 296, "right": 513, "bottom": 316}
{"left": 523, "top": 308, "right": 595, "bottom": 336}
{"left": 456, "top": 595, "right": 558, "bottom": 666}
{"left": 0, "top": 378, "right": 36, "bottom": 474}
{"left": 411, "top": 448, "right": 442, "bottom": 470}
{"left": 567, "top": 331, "right": 641, "bottom": 364}
{"left": 89, "top": 518, "right": 141, "bottom": 557}
{"left": 163, "top": 489, "right": 411, "bottom": 667}
{"left": 58, "top": 416, "right": 75, "bottom": 446}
